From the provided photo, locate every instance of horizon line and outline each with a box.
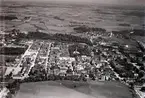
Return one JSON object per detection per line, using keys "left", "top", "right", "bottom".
{"left": 2, "top": 0, "right": 145, "bottom": 7}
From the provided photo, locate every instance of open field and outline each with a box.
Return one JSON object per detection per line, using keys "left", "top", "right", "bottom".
{"left": 15, "top": 81, "right": 134, "bottom": 98}
{"left": 1, "top": 1, "right": 144, "bottom": 33}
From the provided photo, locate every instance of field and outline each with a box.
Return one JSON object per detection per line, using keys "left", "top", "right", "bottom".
{"left": 15, "top": 81, "right": 134, "bottom": 98}
{"left": 1, "top": 1, "right": 144, "bottom": 34}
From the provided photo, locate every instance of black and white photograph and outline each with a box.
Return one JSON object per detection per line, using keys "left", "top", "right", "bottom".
{"left": 0, "top": 0, "right": 145, "bottom": 98}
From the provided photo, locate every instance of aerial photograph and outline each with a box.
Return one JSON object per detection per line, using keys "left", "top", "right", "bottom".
{"left": 0, "top": 0, "right": 145, "bottom": 98}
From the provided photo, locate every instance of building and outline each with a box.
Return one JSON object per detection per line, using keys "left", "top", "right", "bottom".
{"left": 0, "top": 87, "right": 10, "bottom": 98}
{"left": 135, "top": 84, "right": 145, "bottom": 98}
{"left": 137, "top": 41, "right": 145, "bottom": 51}
{"left": 0, "top": 66, "right": 7, "bottom": 79}
{"left": 58, "top": 57, "right": 75, "bottom": 67}
{"left": 81, "top": 55, "right": 91, "bottom": 62}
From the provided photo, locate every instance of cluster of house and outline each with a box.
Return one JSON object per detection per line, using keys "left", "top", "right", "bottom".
{"left": 12, "top": 41, "right": 41, "bottom": 80}
{"left": 47, "top": 43, "right": 118, "bottom": 81}
{"left": 35, "top": 42, "right": 52, "bottom": 70}
{"left": 0, "top": 86, "right": 10, "bottom": 98}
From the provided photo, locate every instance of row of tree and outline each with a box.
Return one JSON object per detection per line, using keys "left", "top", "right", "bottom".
{"left": 26, "top": 32, "right": 93, "bottom": 45}
{"left": 73, "top": 25, "right": 106, "bottom": 33}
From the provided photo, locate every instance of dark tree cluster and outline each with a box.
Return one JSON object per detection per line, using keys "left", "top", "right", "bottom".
{"left": 0, "top": 47, "right": 27, "bottom": 55}
{"left": 53, "top": 33, "right": 92, "bottom": 45}
{"left": 123, "top": 11, "right": 145, "bottom": 17}
{"left": 26, "top": 32, "right": 93, "bottom": 45}
{"left": 112, "top": 29, "right": 145, "bottom": 37}
{"left": 68, "top": 44, "right": 91, "bottom": 57}
{"left": 53, "top": 16, "right": 64, "bottom": 21}
{"left": 73, "top": 25, "right": 106, "bottom": 33}
{"left": 110, "top": 61, "right": 134, "bottom": 78}
{"left": 0, "top": 15, "right": 18, "bottom": 20}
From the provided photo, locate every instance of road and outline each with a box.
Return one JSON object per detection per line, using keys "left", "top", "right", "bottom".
{"left": 12, "top": 41, "right": 42, "bottom": 79}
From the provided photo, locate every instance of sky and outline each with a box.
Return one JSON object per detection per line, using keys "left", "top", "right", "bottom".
{"left": 2, "top": 0, "right": 145, "bottom": 6}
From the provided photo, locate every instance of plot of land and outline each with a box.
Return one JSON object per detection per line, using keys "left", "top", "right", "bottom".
{"left": 15, "top": 81, "right": 133, "bottom": 98}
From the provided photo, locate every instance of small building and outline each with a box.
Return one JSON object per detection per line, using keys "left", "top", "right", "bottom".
{"left": 135, "top": 83, "right": 145, "bottom": 98}
{"left": 140, "top": 84, "right": 145, "bottom": 92}
{"left": 59, "top": 67, "right": 68, "bottom": 73}
{"left": 0, "top": 87, "right": 10, "bottom": 98}
{"left": 73, "top": 48, "right": 80, "bottom": 58}
{"left": 58, "top": 57, "right": 75, "bottom": 67}
{"left": 0, "top": 66, "right": 7, "bottom": 78}
{"left": 81, "top": 55, "right": 91, "bottom": 62}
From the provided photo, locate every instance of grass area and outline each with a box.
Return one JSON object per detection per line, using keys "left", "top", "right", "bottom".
{"left": 0, "top": 55, "right": 17, "bottom": 63}
{"left": 15, "top": 81, "right": 134, "bottom": 98}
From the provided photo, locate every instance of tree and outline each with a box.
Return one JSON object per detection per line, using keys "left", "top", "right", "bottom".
{"left": 138, "top": 70, "right": 144, "bottom": 79}
{"left": 66, "top": 68, "right": 73, "bottom": 74}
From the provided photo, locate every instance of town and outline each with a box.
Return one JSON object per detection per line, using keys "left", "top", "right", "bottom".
{"left": 0, "top": 25, "right": 145, "bottom": 98}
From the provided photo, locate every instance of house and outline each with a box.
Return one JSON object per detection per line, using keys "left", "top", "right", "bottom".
{"left": 0, "top": 87, "right": 10, "bottom": 98}
{"left": 135, "top": 84, "right": 145, "bottom": 98}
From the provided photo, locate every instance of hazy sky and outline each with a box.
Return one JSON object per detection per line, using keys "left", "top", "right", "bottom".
{"left": 3, "top": 0, "right": 145, "bottom": 6}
